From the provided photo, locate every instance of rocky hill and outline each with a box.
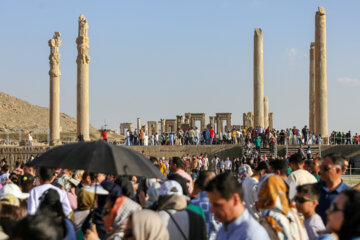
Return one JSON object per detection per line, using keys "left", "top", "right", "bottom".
{"left": 0, "top": 92, "right": 98, "bottom": 135}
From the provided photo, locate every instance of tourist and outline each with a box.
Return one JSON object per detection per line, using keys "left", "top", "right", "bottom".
{"left": 209, "top": 127, "right": 214, "bottom": 145}
{"left": 316, "top": 153, "right": 349, "bottom": 224}
{"left": 190, "top": 171, "right": 220, "bottom": 240}
{"left": 12, "top": 213, "right": 64, "bottom": 240}
{"left": 27, "top": 167, "right": 72, "bottom": 216}
{"left": 37, "top": 189, "right": 76, "bottom": 239}
{"left": 28, "top": 131, "right": 33, "bottom": 146}
{"left": 224, "top": 157, "right": 232, "bottom": 173}
{"left": 0, "top": 165, "right": 10, "bottom": 185}
{"left": 317, "top": 189, "right": 360, "bottom": 240}
{"left": 256, "top": 174, "right": 308, "bottom": 239}
{"left": 170, "top": 157, "right": 193, "bottom": 193}
{"left": 288, "top": 153, "right": 317, "bottom": 186}
{"left": 153, "top": 180, "right": 207, "bottom": 240}
{"left": 139, "top": 128, "right": 144, "bottom": 146}
{"left": 123, "top": 209, "right": 169, "bottom": 240}
{"left": 206, "top": 173, "right": 270, "bottom": 240}
{"left": 101, "top": 129, "right": 107, "bottom": 142}
{"left": 295, "top": 184, "right": 325, "bottom": 240}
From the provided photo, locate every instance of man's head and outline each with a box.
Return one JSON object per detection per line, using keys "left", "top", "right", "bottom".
{"left": 269, "top": 159, "right": 288, "bottom": 177}
{"left": 311, "top": 158, "right": 320, "bottom": 174}
{"left": 255, "top": 161, "right": 269, "bottom": 176}
{"left": 343, "top": 160, "right": 349, "bottom": 174}
{"left": 170, "top": 157, "right": 184, "bottom": 172}
{"left": 2, "top": 165, "right": 9, "bottom": 173}
{"left": 319, "top": 153, "right": 345, "bottom": 185}
{"left": 192, "top": 171, "right": 216, "bottom": 196}
{"left": 23, "top": 163, "right": 36, "bottom": 176}
{"left": 295, "top": 183, "right": 320, "bottom": 217}
{"left": 289, "top": 153, "right": 304, "bottom": 171}
{"left": 205, "top": 173, "right": 244, "bottom": 224}
{"left": 39, "top": 167, "right": 55, "bottom": 183}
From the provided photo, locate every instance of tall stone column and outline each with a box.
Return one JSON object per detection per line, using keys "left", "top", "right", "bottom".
{"left": 201, "top": 116, "right": 206, "bottom": 131}
{"left": 216, "top": 118, "right": 221, "bottom": 134}
{"left": 226, "top": 115, "right": 232, "bottom": 131}
{"left": 49, "top": 32, "right": 61, "bottom": 146}
{"left": 263, "top": 97, "right": 269, "bottom": 129}
{"left": 137, "top": 118, "right": 141, "bottom": 130}
{"left": 254, "top": 28, "right": 265, "bottom": 128}
{"left": 315, "top": 7, "right": 328, "bottom": 141}
{"left": 76, "top": 14, "right": 90, "bottom": 141}
{"left": 309, "top": 42, "right": 316, "bottom": 134}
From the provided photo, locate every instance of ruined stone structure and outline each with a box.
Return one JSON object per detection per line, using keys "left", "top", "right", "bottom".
{"left": 147, "top": 121, "right": 159, "bottom": 136}
{"left": 209, "top": 116, "right": 216, "bottom": 130}
{"left": 215, "top": 113, "right": 232, "bottom": 134}
{"left": 309, "top": 42, "right": 316, "bottom": 134}
{"left": 183, "top": 113, "right": 206, "bottom": 131}
{"left": 120, "top": 123, "right": 133, "bottom": 135}
{"left": 264, "top": 97, "right": 269, "bottom": 129}
{"left": 160, "top": 119, "right": 166, "bottom": 134}
{"left": 254, "top": 28, "right": 265, "bottom": 128}
{"left": 243, "top": 112, "right": 254, "bottom": 129}
{"left": 164, "top": 119, "right": 177, "bottom": 133}
{"left": 76, "top": 14, "right": 90, "bottom": 141}
{"left": 315, "top": 7, "right": 328, "bottom": 141}
{"left": 269, "top": 112, "right": 274, "bottom": 130}
{"left": 176, "top": 115, "right": 185, "bottom": 130}
{"left": 48, "top": 32, "right": 61, "bottom": 146}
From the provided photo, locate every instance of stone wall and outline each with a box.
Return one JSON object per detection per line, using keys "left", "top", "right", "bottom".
{"left": 1, "top": 145, "right": 360, "bottom": 169}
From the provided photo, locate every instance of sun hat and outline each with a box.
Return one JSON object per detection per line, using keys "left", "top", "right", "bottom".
{"left": 0, "top": 194, "right": 20, "bottom": 207}
{"left": 159, "top": 180, "right": 183, "bottom": 196}
{"left": 0, "top": 183, "right": 29, "bottom": 199}
{"left": 84, "top": 184, "right": 109, "bottom": 195}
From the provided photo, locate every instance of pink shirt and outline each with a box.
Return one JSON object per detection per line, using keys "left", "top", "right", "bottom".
{"left": 175, "top": 169, "right": 193, "bottom": 194}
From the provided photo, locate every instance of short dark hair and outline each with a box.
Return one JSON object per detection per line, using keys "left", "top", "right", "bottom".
{"left": 296, "top": 183, "right": 320, "bottom": 200}
{"left": 149, "top": 156, "right": 158, "bottom": 163}
{"left": 205, "top": 172, "right": 243, "bottom": 200}
{"left": 194, "top": 171, "right": 215, "bottom": 191}
{"left": 324, "top": 153, "right": 346, "bottom": 171}
{"left": 11, "top": 213, "right": 64, "bottom": 240}
{"left": 171, "top": 157, "right": 184, "bottom": 169}
{"left": 2, "top": 165, "right": 9, "bottom": 173}
{"left": 39, "top": 167, "right": 55, "bottom": 182}
{"left": 269, "top": 159, "right": 288, "bottom": 176}
{"left": 339, "top": 189, "right": 360, "bottom": 240}
{"left": 289, "top": 154, "right": 304, "bottom": 165}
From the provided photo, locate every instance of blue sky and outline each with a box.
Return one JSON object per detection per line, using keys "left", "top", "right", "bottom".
{"left": 1, "top": 1, "right": 359, "bottom": 133}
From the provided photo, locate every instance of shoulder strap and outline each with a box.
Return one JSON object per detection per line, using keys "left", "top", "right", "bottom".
{"left": 163, "top": 210, "right": 188, "bottom": 240}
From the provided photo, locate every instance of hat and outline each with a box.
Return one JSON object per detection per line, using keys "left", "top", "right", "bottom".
{"left": 0, "top": 194, "right": 20, "bottom": 207}
{"left": 159, "top": 180, "right": 183, "bottom": 196}
{"left": 0, "top": 183, "right": 29, "bottom": 199}
{"left": 84, "top": 184, "right": 109, "bottom": 195}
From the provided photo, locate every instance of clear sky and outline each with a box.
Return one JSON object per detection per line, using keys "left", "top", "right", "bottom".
{"left": 1, "top": 1, "right": 359, "bottom": 133}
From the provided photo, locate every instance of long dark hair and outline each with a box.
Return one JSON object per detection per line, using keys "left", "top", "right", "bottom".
{"left": 38, "top": 189, "right": 67, "bottom": 237}
{"left": 338, "top": 189, "right": 360, "bottom": 240}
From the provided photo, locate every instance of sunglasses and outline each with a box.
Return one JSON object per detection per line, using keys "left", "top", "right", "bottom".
{"left": 320, "top": 166, "right": 332, "bottom": 172}
{"left": 294, "top": 196, "right": 311, "bottom": 204}
{"left": 328, "top": 201, "right": 343, "bottom": 213}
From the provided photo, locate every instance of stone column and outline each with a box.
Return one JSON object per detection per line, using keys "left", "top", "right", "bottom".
{"left": 76, "top": 14, "right": 90, "bottom": 141}
{"left": 155, "top": 122, "right": 159, "bottom": 134}
{"left": 309, "top": 42, "right": 316, "bottom": 134}
{"left": 120, "top": 124, "right": 124, "bottom": 135}
{"left": 129, "top": 123, "right": 134, "bottom": 133}
{"left": 269, "top": 113, "right": 274, "bottom": 130}
{"left": 216, "top": 117, "right": 221, "bottom": 134}
{"left": 263, "top": 97, "right": 269, "bottom": 129}
{"left": 226, "top": 115, "right": 232, "bottom": 131}
{"left": 254, "top": 28, "right": 265, "bottom": 128}
{"left": 209, "top": 116, "right": 215, "bottom": 130}
{"left": 137, "top": 118, "right": 141, "bottom": 130}
{"left": 49, "top": 32, "right": 61, "bottom": 146}
{"left": 161, "top": 119, "right": 166, "bottom": 134}
{"left": 144, "top": 124, "right": 148, "bottom": 135}
{"left": 315, "top": 7, "right": 328, "bottom": 141}
{"left": 201, "top": 115, "right": 206, "bottom": 131}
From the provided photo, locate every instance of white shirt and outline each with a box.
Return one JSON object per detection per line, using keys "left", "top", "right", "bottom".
{"left": 288, "top": 169, "right": 317, "bottom": 186}
{"left": 224, "top": 160, "right": 232, "bottom": 170}
{"left": 28, "top": 134, "right": 33, "bottom": 141}
{"left": 27, "top": 184, "right": 72, "bottom": 216}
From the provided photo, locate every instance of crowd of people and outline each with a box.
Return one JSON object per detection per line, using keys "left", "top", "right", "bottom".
{"left": 121, "top": 125, "right": 360, "bottom": 147}
{"left": 0, "top": 150, "right": 360, "bottom": 240}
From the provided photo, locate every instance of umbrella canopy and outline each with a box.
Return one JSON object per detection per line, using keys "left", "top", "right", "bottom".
{"left": 30, "top": 141, "right": 164, "bottom": 179}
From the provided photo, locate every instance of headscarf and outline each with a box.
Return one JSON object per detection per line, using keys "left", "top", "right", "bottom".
{"left": 256, "top": 174, "right": 308, "bottom": 240}
{"left": 238, "top": 164, "right": 253, "bottom": 180}
{"left": 131, "top": 210, "right": 169, "bottom": 240}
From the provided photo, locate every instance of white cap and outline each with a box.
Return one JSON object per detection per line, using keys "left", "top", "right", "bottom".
{"left": 159, "top": 180, "right": 183, "bottom": 196}
{"left": 0, "top": 183, "right": 29, "bottom": 199}
{"left": 84, "top": 184, "right": 109, "bottom": 195}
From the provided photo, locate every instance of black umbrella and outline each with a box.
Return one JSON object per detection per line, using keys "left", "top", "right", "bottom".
{"left": 30, "top": 140, "right": 164, "bottom": 179}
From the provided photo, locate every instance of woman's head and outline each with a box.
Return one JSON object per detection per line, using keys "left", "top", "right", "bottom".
{"left": 326, "top": 189, "right": 360, "bottom": 239}
{"left": 0, "top": 194, "right": 22, "bottom": 220}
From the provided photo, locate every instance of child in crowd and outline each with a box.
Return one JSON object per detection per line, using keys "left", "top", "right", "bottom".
{"left": 295, "top": 183, "right": 325, "bottom": 240}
